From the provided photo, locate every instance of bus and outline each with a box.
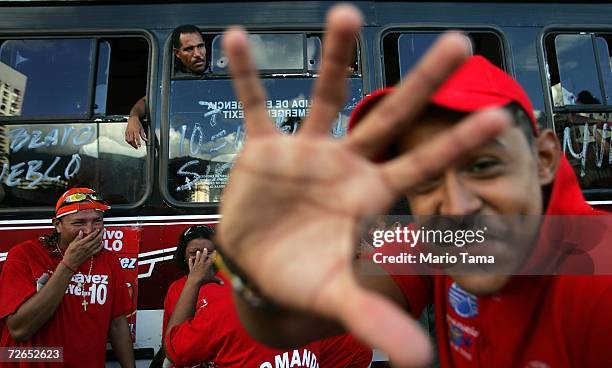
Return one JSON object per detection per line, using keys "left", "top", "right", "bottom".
{"left": 0, "top": 0, "right": 610, "bottom": 365}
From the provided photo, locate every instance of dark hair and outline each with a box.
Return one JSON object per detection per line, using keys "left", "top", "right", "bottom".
{"left": 504, "top": 102, "right": 536, "bottom": 146}
{"left": 39, "top": 230, "right": 61, "bottom": 255}
{"left": 174, "top": 225, "right": 215, "bottom": 272}
{"left": 171, "top": 24, "right": 202, "bottom": 50}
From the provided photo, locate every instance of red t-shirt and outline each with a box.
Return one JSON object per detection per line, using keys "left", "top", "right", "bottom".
{"left": 391, "top": 159, "right": 612, "bottom": 367}
{"left": 163, "top": 275, "right": 210, "bottom": 341}
{"left": 0, "top": 239, "right": 132, "bottom": 367}
{"left": 165, "top": 280, "right": 372, "bottom": 368}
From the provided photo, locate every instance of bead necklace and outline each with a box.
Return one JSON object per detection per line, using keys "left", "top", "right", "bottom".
{"left": 56, "top": 244, "right": 94, "bottom": 312}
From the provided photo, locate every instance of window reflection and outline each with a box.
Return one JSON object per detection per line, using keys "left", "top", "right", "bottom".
{"left": 546, "top": 32, "right": 612, "bottom": 195}
{"left": 211, "top": 33, "right": 304, "bottom": 73}
{"left": 595, "top": 36, "right": 612, "bottom": 105}
{"left": 167, "top": 78, "right": 363, "bottom": 203}
{"left": 0, "top": 123, "right": 146, "bottom": 207}
{"left": 94, "top": 41, "right": 111, "bottom": 115}
{"left": 383, "top": 31, "right": 503, "bottom": 86}
{"left": 552, "top": 34, "right": 603, "bottom": 106}
{"left": 0, "top": 39, "right": 94, "bottom": 117}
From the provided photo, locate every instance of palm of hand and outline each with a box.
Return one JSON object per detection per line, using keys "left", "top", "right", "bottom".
{"left": 220, "top": 135, "right": 395, "bottom": 313}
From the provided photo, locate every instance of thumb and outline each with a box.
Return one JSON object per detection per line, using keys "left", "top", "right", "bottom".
{"left": 337, "top": 282, "right": 433, "bottom": 368}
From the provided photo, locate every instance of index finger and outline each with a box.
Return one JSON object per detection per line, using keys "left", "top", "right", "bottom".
{"left": 301, "top": 4, "right": 362, "bottom": 136}
{"left": 346, "top": 32, "right": 472, "bottom": 158}
{"left": 223, "top": 27, "right": 276, "bottom": 138}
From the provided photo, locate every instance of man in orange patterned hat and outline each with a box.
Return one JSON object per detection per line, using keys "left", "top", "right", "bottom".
{"left": 0, "top": 187, "right": 135, "bottom": 367}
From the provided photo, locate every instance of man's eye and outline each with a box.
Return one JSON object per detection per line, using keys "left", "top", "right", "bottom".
{"left": 469, "top": 159, "right": 500, "bottom": 173}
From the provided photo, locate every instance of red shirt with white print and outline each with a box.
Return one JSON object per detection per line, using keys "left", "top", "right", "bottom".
{"left": 165, "top": 279, "right": 372, "bottom": 368}
{"left": 391, "top": 158, "right": 612, "bottom": 368}
{"left": 163, "top": 275, "right": 211, "bottom": 341}
{"left": 0, "top": 239, "right": 132, "bottom": 367}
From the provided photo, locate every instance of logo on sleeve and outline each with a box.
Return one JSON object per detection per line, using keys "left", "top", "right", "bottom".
{"left": 448, "top": 282, "right": 478, "bottom": 318}
{"left": 447, "top": 314, "right": 479, "bottom": 361}
{"left": 197, "top": 298, "right": 208, "bottom": 309}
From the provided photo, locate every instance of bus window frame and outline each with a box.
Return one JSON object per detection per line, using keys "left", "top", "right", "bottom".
{"left": 159, "top": 26, "right": 363, "bottom": 209}
{"left": 378, "top": 25, "right": 510, "bottom": 88}
{"left": 538, "top": 25, "right": 612, "bottom": 202}
{"left": 0, "top": 28, "right": 156, "bottom": 215}
{"left": 539, "top": 26, "right": 612, "bottom": 116}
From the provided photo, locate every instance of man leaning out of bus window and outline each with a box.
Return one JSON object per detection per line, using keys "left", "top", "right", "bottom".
{"left": 213, "top": 4, "right": 612, "bottom": 368}
{"left": 0, "top": 187, "right": 135, "bottom": 368}
{"left": 125, "top": 24, "right": 210, "bottom": 149}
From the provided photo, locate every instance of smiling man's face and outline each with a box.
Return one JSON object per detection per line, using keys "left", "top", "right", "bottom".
{"left": 399, "top": 107, "right": 555, "bottom": 294}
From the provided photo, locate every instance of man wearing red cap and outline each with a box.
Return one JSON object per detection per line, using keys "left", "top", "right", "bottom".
{"left": 211, "top": 4, "right": 611, "bottom": 368}
{"left": 0, "top": 188, "right": 135, "bottom": 367}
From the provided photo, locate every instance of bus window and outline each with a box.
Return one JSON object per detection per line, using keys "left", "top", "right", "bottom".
{"left": 549, "top": 34, "right": 603, "bottom": 106}
{"left": 166, "top": 33, "right": 362, "bottom": 204}
{"left": 544, "top": 32, "right": 612, "bottom": 197}
{"left": 210, "top": 33, "right": 305, "bottom": 74}
{"left": 397, "top": 33, "right": 439, "bottom": 77}
{"left": 0, "top": 39, "right": 94, "bottom": 118}
{"left": 0, "top": 36, "right": 149, "bottom": 209}
{"left": 383, "top": 31, "right": 504, "bottom": 86}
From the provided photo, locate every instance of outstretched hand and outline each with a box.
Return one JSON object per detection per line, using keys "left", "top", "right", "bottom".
{"left": 218, "top": 4, "right": 510, "bottom": 367}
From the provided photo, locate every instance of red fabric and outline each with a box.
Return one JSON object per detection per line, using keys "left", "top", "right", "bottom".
{"left": 55, "top": 187, "right": 110, "bottom": 218}
{"left": 0, "top": 240, "right": 132, "bottom": 367}
{"left": 162, "top": 275, "right": 227, "bottom": 351}
{"left": 430, "top": 55, "right": 537, "bottom": 131}
{"left": 165, "top": 281, "right": 371, "bottom": 368}
{"left": 318, "top": 334, "right": 372, "bottom": 368}
{"left": 392, "top": 158, "right": 612, "bottom": 368}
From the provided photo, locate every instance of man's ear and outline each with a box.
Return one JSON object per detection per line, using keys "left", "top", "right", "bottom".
{"left": 52, "top": 217, "right": 61, "bottom": 233}
{"left": 173, "top": 48, "right": 180, "bottom": 58}
{"left": 534, "top": 129, "right": 561, "bottom": 186}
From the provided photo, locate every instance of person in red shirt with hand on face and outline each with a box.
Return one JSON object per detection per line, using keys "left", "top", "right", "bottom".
{"left": 0, "top": 187, "right": 134, "bottom": 368}
{"left": 163, "top": 225, "right": 372, "bottom": 368}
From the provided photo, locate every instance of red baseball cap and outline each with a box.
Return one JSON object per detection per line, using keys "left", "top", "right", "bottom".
{"left": 348, "top": 55, "right": 538, "bottom": 134}
{"left": 55, "top": 187, "right": 110, "bottom": 218}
